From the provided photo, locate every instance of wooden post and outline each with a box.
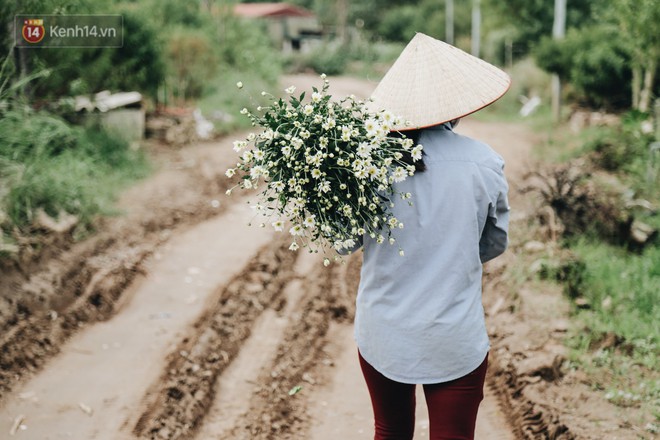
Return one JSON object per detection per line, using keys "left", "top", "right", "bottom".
{"left": 551, "top": 0, "right": 566, "bottom": 122}
{"left": 655, "top": 98, "right": 660, "bottom": 141}
{"left": 446, "top": 0, "right": 454, "bottom": 44}
{"left": 337, "top": 0, "right": 349, "bottom": 45}
{"left": 471, "top": 0, "right": 481, "bottom": 57}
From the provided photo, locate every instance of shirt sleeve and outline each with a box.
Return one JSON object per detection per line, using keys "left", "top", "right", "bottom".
{"left": 479, "top": 164, "right": 510, "bottom": 264}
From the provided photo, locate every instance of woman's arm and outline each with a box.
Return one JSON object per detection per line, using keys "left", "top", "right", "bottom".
{"left": 479, "top": 166, "right": 510, "bottom": 263}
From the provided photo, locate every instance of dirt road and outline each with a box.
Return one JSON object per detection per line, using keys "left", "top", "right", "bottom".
{"left": 0, "top": 74, "right": 530, "bottom": 439}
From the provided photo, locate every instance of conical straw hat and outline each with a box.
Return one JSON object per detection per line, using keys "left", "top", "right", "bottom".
{"left": 370, "top": 33, "right": 511, "bottom": 131}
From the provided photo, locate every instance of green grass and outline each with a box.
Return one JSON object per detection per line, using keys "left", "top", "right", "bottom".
{"left": 197, "top": 69, "right": 277, "bottom": 135}
{"left": 0, "top": 108, "right": 151, "bottom": 245}
{"left": 567, "top": 239, "right": 659, "bottom": 349}
{"left": 561, "top": 239, "right": 659, "bottom": 423}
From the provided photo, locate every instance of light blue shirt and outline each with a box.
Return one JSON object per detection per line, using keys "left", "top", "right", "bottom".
{"left": 354, "top": 122, "right": 510, "bottom": 384}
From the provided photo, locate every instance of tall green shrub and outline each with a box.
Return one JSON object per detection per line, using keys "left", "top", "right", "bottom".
{"left": 535, "top": 26, "right": 632, "bottom": 109}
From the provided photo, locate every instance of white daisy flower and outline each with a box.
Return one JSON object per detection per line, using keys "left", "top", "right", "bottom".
{"left": 341, "top": 126, "right": 352, "bottom": 141}
{"left": 357, "top": 142, "right": 371, "bottom": 157}
{"left": 303, "top": 215, "right": 316, "bottom": 228}
{"left": 250, "top": 165, "right": 266, "bottom": 179}
{"left": 312, "top": 91, "right": 322, "bottom": 102}
{"left": 380, "top": 110, "right": 394, "bottom": 122}
{"left": 272, "top": 220, "right": 284, "bottom": 231}
{"left": 289, "top": 241, "right": 299, "bottom": 251}
{"left": 289, "top": 225, "right": 304, "bottom": 236}
{"left": 411, "top": 145, "right": 423, "bottom": 161}
{"left": 285, "top": 85, "right": 296, "bottom": 94}
{"left": 260, "top": 129, "right": 274, "bottom": 140}
{"left": 233, "top": 140, "right": 246, "bottom": 152}
{"left": 392, "top": 167, "right": 408, "bottom": 182}
{"left": 225, "top": 168, "right": 235, "bottom": 178}
{"left": 303, "top": 104, "right": 314, "bottom": 115}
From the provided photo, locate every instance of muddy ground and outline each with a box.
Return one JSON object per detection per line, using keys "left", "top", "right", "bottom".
{"left": 0, "top": 74, "right": 648, "bottom": 439}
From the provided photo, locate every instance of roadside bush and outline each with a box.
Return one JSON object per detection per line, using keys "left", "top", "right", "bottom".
{"left": 567, "top": 239, "right": 659, "bottom": 350}
{"left": 216, "top": 17, "right": 281, "bottom": 85}
{"left": 534, "top": 25, "right": 632, "bottom": 110}
{"left": 23, "top": 10, "right": 165, "bottom": 101}
{"left": 580, "top": 112, "right": 657, "bottom": 200}
{"left": 303, "top": 42, "right": 349, "bottom": 76}
{"left": 165, "top": 27, "right": 218, "bottom": 102}
{"left": 197, "top": 16, "right": 281, "bottom": 132}
{"left": 0, "top": 108, "right": 149, "bottom": 231}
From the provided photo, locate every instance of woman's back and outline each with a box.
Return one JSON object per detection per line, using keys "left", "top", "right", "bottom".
{"left": 355, "top": 122, "right": 510, "bottom": 384}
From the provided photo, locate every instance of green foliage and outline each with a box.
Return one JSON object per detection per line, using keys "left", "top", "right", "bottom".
{"left": 0, "top": 108, "right": 149, "bottom": 230}
{"left": 27, "top": 10, "right": 165, "bottom": 100}
{"left": 580, "top": 112, "right": 657, "bottom": 198}
{"left": 142, "top": 0, "right": 211, "bottom": 28}
{"left": 566, "top": 239, "right": 659, "bottom": 352}
{"left": 198, "top": 69, "right": 273, "bottom": 134}
{"left": 216, "top": 16, "right": 281, "bottom": 85}
{"left": 535, "top": 25, "right": 632, "bottom": 109}
{"left": 284, "top": 39, "right": 403, "bottom": 80}
{"left": 3, "top": 1, "right": 165, "bottom": 100}
{"left": 303, "top": 43, "right": 349, "bottom": 76}
{"left": 377, "top": 5, "right": 420, "bottom": 43}
{"left": 165, "top": 26, "right": 218, "bottom": 101}
{"left": 473, "top": 57, "right": 552, "bottom": 123}
{"left": 484, "top": 0, "right": 601, "bottom": 52}
{"left": 605, "top": 0, "right": 660, "bottom": 70}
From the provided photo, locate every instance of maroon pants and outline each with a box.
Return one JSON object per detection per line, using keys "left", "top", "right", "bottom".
{"left": 358, "top": 352, "right": 488, "bottom": 440}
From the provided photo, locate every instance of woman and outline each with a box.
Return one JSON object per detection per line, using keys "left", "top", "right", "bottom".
{"left": 350, "top": 33, "right": 511, "bottom": 440}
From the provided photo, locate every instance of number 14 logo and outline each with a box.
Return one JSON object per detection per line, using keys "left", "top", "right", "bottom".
{"left": 22, "top": 19, "right": 45, "bottom": 44}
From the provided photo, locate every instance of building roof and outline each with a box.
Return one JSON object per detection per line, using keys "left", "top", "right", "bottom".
{"left": 234, "top": 3, "right": 315, "bottom": 18}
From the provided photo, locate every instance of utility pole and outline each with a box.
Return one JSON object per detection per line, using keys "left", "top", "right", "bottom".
{"left": 552, "top": 0, "right": 566, "bottom": 122}
{"left": 445, "top": 0, "right": 454, "bottom": 45}
{"left": 337, "top": 0, "right": 348, "bottom": 45}
{"left": 471, "top": 0, "right": 481, "bottom": 57}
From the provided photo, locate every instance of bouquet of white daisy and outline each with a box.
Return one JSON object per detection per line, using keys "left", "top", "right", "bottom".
{"left": 226, "top": 74, "right": 423, "bottom": 264}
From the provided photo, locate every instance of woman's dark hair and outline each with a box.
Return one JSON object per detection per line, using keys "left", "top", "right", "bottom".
{"left": 390, "top": 129, "right": 426, "bottom": 173}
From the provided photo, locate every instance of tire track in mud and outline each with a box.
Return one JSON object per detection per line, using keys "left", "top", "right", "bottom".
{"left": 226, "top": 256, "right": 360, "bottom": 440}
{"left": 130, "top": 246, "right": 359, "bottom": 440}
{"left": 487, "top": 355, "right": 573, "bottom": 440}
{"left": 131, "top": 235, "right": 298, "bottom": 439}
{"left": 481, "top": 244, "right": 575, "bottom": 440}
{"left": 0, "top": 149, "right": 233, "bottom": 402}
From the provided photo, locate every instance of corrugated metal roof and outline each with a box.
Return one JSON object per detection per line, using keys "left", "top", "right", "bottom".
{"left": 234, "top": 2, "right": 315, "bottom": 18}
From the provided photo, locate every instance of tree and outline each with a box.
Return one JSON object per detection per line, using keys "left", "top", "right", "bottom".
{"left": 608, "top": 0, "right": 660, "bottom": 112}
{"left": 534, "top": 26, "right": 632, "bottom": 110}
{"left": 483, "top": 0, "right": 599, "bottom": 53}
